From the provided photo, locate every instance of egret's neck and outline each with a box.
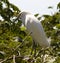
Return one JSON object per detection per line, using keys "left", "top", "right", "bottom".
{"left": 21, "top": 16, "right": 26, "bottom": 26}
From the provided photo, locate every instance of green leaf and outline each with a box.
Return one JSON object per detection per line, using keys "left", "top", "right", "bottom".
{"left": 10, "top": 3, "right": 20, "bottom": 11}
{"left": 48, "top": 6, "right": 53, "bottom": 9}
{"left": 38, "top": 17, "right": 41, "bottom": 20}
{"left": 34, "top": 13, "right": 39, "bottom": 17}
{"left": 57, "top": 2, "right": 60, "bottom": 9}
{"left": 56, "top": 24, "right": 60, "bottom": 29}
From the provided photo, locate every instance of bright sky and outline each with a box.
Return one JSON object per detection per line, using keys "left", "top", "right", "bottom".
{"left": 9, "top": 0, "right": 60, "bottom": 15}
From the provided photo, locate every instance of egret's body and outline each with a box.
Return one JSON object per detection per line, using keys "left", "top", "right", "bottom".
{"left": 16, "top": 12, "right": 50, "bottom": 48}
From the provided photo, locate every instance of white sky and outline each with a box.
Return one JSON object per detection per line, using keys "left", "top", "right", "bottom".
{"left": 9, "top": 0, "right": 60, "bottom": 15}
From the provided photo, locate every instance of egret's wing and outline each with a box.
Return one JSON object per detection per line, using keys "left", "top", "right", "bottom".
{"left": 25, "top": 15, "right": 50, "bottom": 47}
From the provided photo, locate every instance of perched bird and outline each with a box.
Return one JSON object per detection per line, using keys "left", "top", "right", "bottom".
{"left": 15, "top": 11, "right": 50, "bottom": 48}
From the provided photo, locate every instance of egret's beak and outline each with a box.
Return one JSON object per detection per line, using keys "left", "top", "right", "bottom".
{"left": 14, "top": 12, "right": 22, "bottom": 22}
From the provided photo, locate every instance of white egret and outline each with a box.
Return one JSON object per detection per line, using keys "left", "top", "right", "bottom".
{"left": 15, "top": 11, "right": 50, "bottom": 48}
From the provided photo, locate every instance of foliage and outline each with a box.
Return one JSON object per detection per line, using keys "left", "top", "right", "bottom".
{"left": 0, "top": 0, "right": 60, "bottom": 63}
{"left": 41, "top": 2, "right": 60, "bottom": 63}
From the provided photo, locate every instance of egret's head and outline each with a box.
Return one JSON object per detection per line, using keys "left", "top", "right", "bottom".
{"left": 18, "top": 11, "right": 31, "bottom": 25}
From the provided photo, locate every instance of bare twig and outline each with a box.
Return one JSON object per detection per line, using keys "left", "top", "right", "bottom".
{"left": 0, "top": 55, "right": 30, "bottom": 63}
{"left": 0, "top": 32, "right": 32, "bottom": 63}
{"left": 13, "top": 55, "right": 16, "bottom": 63}
{"left": 0, "top": 56, "right": 12, "bottom": 63}
{"left": 22, "top": 32, "right": 32, "bottom": 42}
{"left": 18, "top": 51, "right": 21, "bottom": 56}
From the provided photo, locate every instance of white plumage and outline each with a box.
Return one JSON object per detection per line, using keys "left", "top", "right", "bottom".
{"left": 16, "top": 11, "right": 50, "bottom": 48}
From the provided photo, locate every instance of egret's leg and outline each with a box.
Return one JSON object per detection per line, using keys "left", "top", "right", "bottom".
{"left": 33, "top": 41, "right": 37, "bottom": 57}
{"left": 41, "top": 48, "right": 46, "bottom": 63}
{"left": 31, "top": 40, "right": 37, "bottom": 57}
